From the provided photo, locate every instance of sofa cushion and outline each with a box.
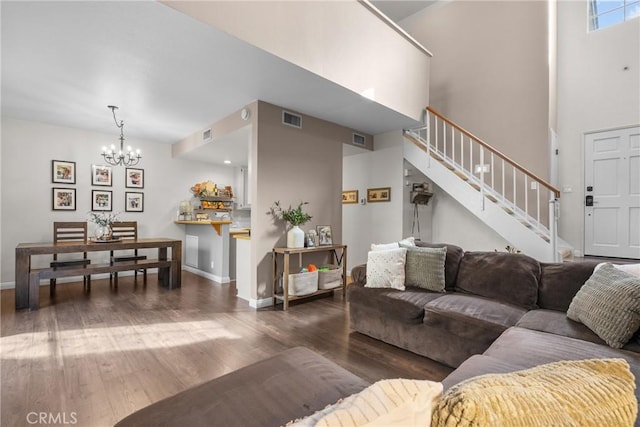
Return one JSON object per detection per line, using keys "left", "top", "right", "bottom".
{"left": 365, "top": 247, "right": 407, "bottom": 290}
{"left": 538, "top": 260, "right": 599, "bottom": 311}
{"left": 441, "top": 354, "right": 525, "bottom": 391}
{"left": 114, "top": 347, "right": 369, "bottom": 427}
{"left": 405, "top": 246, "right": 447, "bottom": 292}
{"left": 455, "top": 251, "right": 540, "bottom": 309}
{"left": 348, "top": 285, "right": 443, "bottom": 324}
{"left": 415, "top": 242, "right": 464, "bottom": 291}
{"left": 432, "top": 358, "right": 638, "bottom": 427}
{"left": 484, "top": 327, "right": 640, "bottom": 378}
{"left": 423, "top": 294, "right": 527, "bottom": 344}
{"left": 567, "top": 263, "right": 640, "bottom": 348}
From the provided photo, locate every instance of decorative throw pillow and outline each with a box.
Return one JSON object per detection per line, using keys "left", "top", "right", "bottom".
{"left": 567, "top": 263, "right": 640, "bottom": 348}
{"left": 595, "top": 262, "right": 640, "bottom": 278}
{"left": 289, "top": 379, "right": 442, "bottom": 427}
{"left": 432, "top": 358, "right": 637, "bottom": 427}
{"left": 405, "top": 246, "right": 447, "bottom": 292}
{"left": 371, "top": 237, "right": 415, "bottom": 252}
{"left": 365, "top": 248, "right": 407, "bottom": 290}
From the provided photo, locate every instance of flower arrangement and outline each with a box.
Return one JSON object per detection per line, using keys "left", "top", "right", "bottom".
{"left": 270, "top": 201, "right": 312, "bottom": 227}
{"left": 88, "top": 211, "right": 121, "bottom": 227}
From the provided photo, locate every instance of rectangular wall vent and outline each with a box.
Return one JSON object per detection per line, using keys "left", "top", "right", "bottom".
{"left": 282, "top": 111, "right": 302, "bottom": 129}
{"left": 352, "top": 133, "right": 366, "bottom": 146}
{"left": 202, "top": 128, "right": 212, "bottom": 142}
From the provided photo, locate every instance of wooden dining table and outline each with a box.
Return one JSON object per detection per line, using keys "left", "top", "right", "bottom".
{"left": 15, "top": 237, "right": 182, "bottom": 310}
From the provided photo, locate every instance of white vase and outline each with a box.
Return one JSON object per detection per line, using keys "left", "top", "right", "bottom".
{"left": 287, "top": 225, "right": 305, "bottom": 248}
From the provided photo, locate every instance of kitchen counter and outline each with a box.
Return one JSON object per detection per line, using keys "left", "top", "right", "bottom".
{"left": 174, "top": 220, "right": 232, "bottom": 236}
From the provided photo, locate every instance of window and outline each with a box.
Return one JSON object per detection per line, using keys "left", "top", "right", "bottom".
{"left": 589, "top": 0, "right": 640, "bottom": 31}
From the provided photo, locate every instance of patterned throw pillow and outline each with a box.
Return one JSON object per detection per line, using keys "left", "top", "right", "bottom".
{"left": 432, "top": 358, "right": 637, "bottom": 427}
{"left": 567, "top": 263, "right": 640, "bottom": 348}
{"left": 365, "top": 248, "right": 407, "bottom": 290}
{"left": 288, "top": 379, "right": 442, "bottom": 427}
{"left": 405, "top": 246, "right": 447, "bottom": 292}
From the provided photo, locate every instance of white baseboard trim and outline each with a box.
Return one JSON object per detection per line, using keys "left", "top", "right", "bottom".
{"left": 249, "top": 297, "right": 273, "bottom": 309}
{"left": 182, "top": 265, "right": 230, "bottom": 284}
{"left": 0, "top": 269, "right": 156, "bottom": 290}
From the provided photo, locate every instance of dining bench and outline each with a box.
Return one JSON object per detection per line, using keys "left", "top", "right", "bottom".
{"left": 26, "top": 258, "right": 177, "bottom": 310}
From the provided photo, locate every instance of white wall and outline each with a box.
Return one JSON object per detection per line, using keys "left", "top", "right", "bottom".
{"left": 162, "top": 0, "right": 430, "bottom": 122}
{"left": 557, "top": 2, "right": 640, "bottom": 255}
{"left": 0, "top": 117, "right": 234, "bottom": 286}
{"left": 342, "top": 131, "right": 406, "bottom": 270}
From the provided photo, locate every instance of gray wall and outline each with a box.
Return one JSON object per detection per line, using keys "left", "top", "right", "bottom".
{"left": 1, "top": 117, "right": 234, "bottom": 286}
{"left": 251, "top": 101, "right": 368, "bottom": 302}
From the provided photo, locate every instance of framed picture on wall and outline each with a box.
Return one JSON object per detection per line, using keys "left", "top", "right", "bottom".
{"left": 52, "top": 187, "right": 76, "bottom": 211}
{"left": 92, "top": 190, "right": 112, "bottom": 211}
{"left": 91, "top": 164, "right": 112, "bottom": 186}
{"left": 316, "top": 225, "right": 333, "bottom": 246}
{"left": 51, "top": 160, "right": 76, "bottom": 184}
{"left": 367, "top": 187, "right": 391, "bottom": 203}
{"left": 342, "top": 190, "right": 358, "bottom": 204}
{"left": 125, "top": 192, "right": 144, "bottom": 212}
{"left": 125, "top": 168, "right": 144, "bottom": 188}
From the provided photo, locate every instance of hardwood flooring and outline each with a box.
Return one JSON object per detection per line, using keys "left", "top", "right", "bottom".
{"left": 1, "top": 272, "right": 452, "bottom": 427}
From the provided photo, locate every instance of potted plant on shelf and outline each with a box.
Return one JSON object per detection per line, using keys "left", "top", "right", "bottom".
{"left": 270, "top": 201, "right": 312, "bottom": 248}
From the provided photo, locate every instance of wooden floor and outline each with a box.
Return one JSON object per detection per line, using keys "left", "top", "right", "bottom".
{"left": 0, "top": 272, "right": 451, "bottom": 427}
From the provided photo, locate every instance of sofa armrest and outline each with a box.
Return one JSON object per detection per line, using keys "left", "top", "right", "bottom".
{"left": 351, "top": 264, "right": 367, "bottom": 286}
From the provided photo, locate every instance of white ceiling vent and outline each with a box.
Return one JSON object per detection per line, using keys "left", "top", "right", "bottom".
{"left": 202, "top": 128, "right": 212, "bottom": 142}
{"left": 352, "top": 133, "right": 366, "bottom": 146}
{"left": 282, "top": 110, "right": 302, "bottom": 129}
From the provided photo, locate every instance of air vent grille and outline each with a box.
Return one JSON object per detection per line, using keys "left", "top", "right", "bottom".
{"left": 282, "top": 111, "right": 302, "bottom": 129}
{"left": 352, "top": 133, "right": 366, "bottom": 146}
{"left": 202, "top": 128, "right": 212, "bottom": 142}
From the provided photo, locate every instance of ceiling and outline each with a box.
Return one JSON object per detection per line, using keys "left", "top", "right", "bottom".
{"left": 370, "top": 0, "right": 437, "bottom": 22}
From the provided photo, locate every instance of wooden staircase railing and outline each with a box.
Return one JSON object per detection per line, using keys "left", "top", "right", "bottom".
{"left": 405, "top": 106, "right": 561, "bottom": 261}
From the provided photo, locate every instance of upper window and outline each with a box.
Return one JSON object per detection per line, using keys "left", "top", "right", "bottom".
{"left": 589, "top": 0, "right": 640, "bottom": 31}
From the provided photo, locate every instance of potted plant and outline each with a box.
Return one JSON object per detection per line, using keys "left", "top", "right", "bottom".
{"left": 88, "top": 211, "right": 121, "bottom": 241}
{"left": 270, "top": 201, "right": 312, "bottom": 248}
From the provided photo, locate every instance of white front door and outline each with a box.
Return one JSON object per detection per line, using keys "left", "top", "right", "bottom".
{"left": 584, "top": 126, "right": 640, "bottom": 259}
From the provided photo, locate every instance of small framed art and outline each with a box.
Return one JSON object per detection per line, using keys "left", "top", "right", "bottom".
{"left": 52, "top": 188, "right": 76, "bottom": 211}
{"left": 125, "top": 168, "right": 144, "bottom": 188}
{"left": 52, "top": 160, "right": 76, "bottom": 184}
{"left": 125, "top": 192, "right": 144, "bottom": 212}
{"left": 92, "top": 190, "right": 112, "bottom": 211}
{"left": 316, "top": 225, "right": 333, "bottom": 246}
{"left": 91, "top": 164, "right": 112, "bottom": 186}
{"left": 342, "top": 190, "right": 358, "bottom": 204}
{"left": 367, "top": 187, "right": 391, "bottom": 203}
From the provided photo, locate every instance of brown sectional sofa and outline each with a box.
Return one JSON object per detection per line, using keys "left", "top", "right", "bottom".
{"left": 349, "top": 242, "right": 640, "bottom": 423}
{"left": 117, "top": 243, "right": 639, "bottom": 425}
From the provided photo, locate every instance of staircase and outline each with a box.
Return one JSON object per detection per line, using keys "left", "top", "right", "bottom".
{"left": 404, "top": 107, "right": 570, "bottom": 262}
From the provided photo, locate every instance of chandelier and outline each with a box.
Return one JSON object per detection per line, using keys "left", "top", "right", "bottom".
{"left": 101, "top": 105, "right": 141, "bottom": 167}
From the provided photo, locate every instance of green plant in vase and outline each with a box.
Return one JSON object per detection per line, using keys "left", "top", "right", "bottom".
{"left": 270, "top": 201, "right": 312, "bottom": 248}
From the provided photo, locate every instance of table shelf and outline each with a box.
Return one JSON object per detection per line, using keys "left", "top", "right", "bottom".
{"left": 272, "top": 244, "right": 347, "bottom": 310}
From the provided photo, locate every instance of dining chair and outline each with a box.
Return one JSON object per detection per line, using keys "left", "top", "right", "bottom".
{"left": 110, "top": 221, "right": 147, "bottom": 284}
{"left": 51, "top": 222, "right": 91, "bottom": 295}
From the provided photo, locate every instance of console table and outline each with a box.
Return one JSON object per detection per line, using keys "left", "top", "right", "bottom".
{"left": 272, "top": 244, "right": 347, "bottom": 310}
{"left": 15, "top": 238, "right": 182, "bottom": 310}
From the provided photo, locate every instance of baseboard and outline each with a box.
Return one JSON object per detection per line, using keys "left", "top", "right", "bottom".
{"left": 0, "top": 270, "right": 158, "bottom": 290}
{"left": 182, "top": 265, "right": 230, "bottom": 284}
{"left": 249, "top": 297, "right": 273, "bottom": 309}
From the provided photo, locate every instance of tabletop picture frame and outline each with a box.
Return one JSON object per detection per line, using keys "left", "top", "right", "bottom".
{"left": 91, "top": 164, "right": 112, "bottom": 186}
{"left": 52, "top": 160, "right": 76, "bottom": 184}
{"left": 92, "top": 190, "right": 112, "bottom": 211}
{"left": 125, "top": 192, "right": 144, "bottom": 212}
{"left": 316, "top": 225, "right": 333, "bottom": 246}
{"left": 52, "top": 187, "right": 76, "bottom": 211}
{"left": 125, "top": 168, "right": 144, "bottom": 189}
